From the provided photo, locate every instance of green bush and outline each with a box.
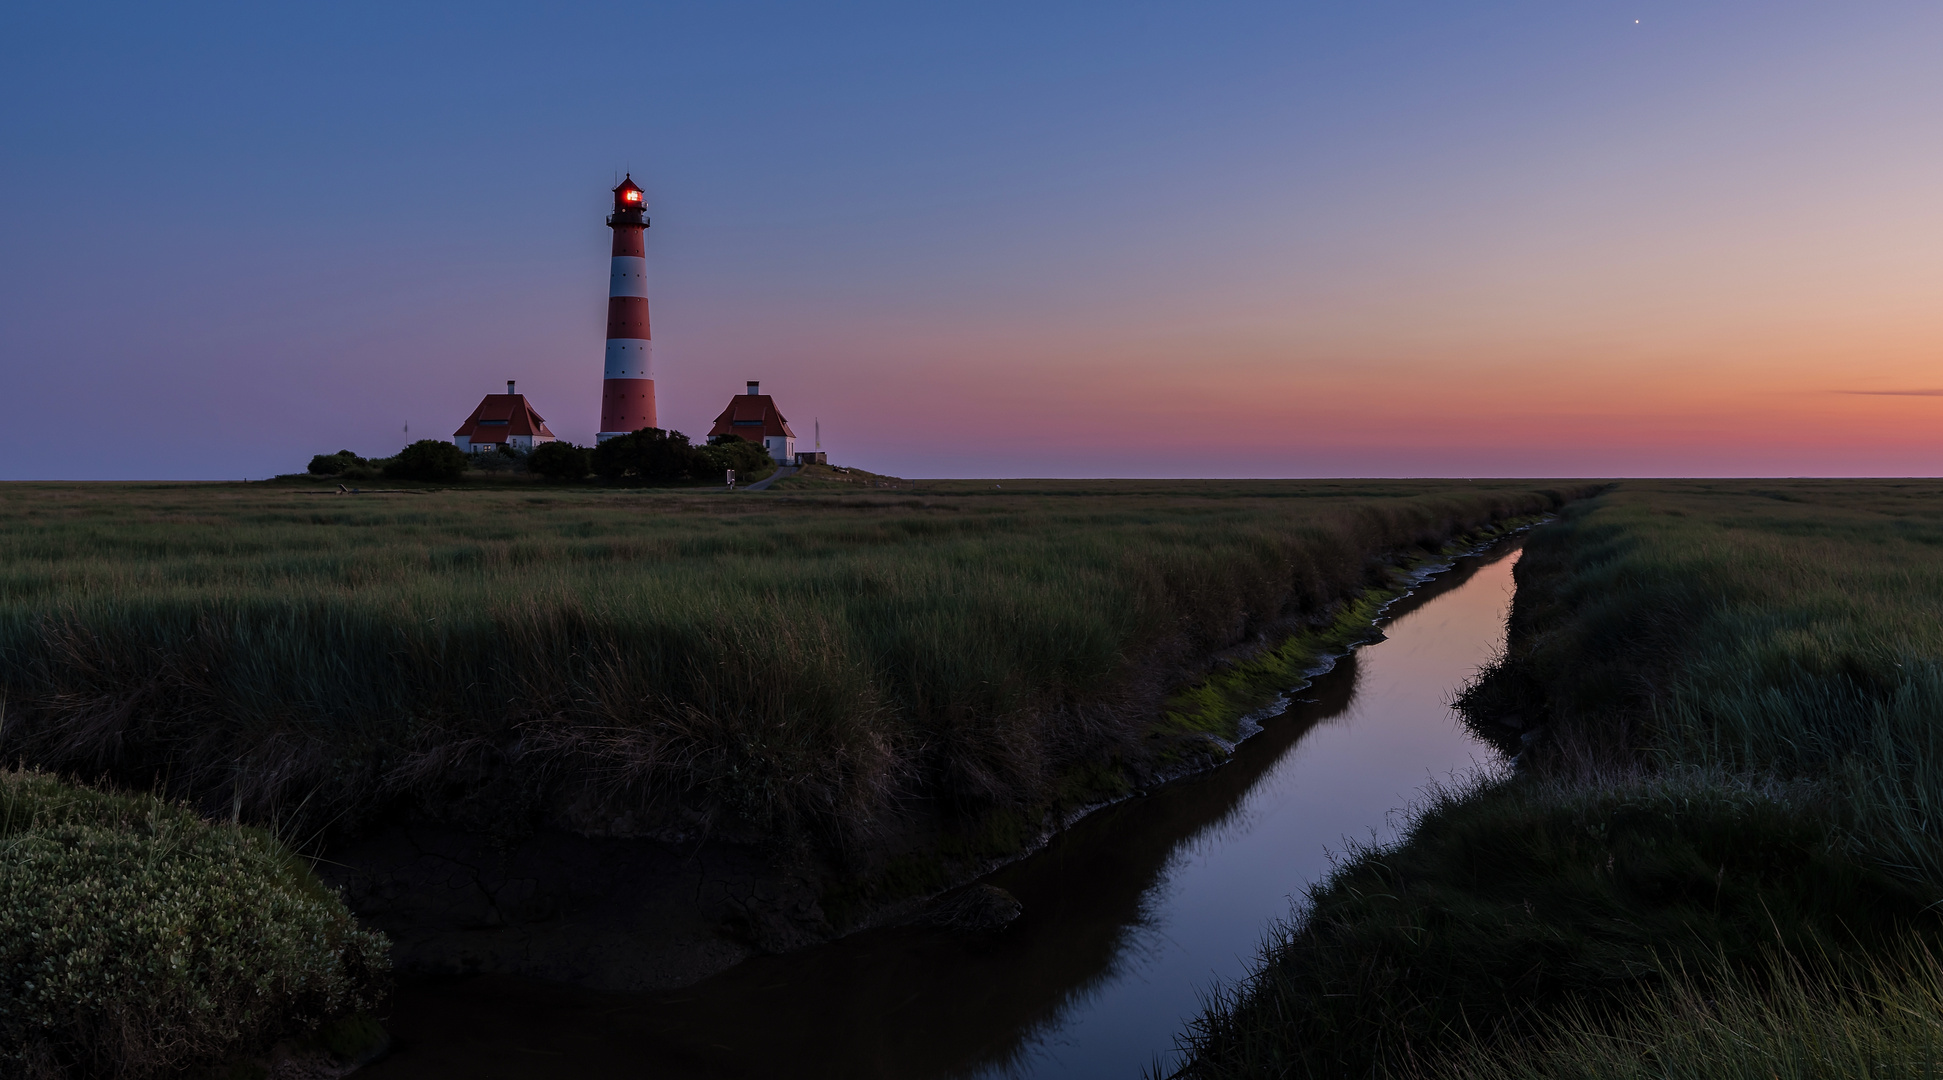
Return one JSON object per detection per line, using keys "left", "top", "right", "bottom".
{"left": 0, "top": 770, "right": 388, "bottom": 1079}
{"left": 464, "top": 444, "right": 524, "bottom": 473}
{"left": 305, "top": 450, "right": 367, "bottom": 477}
{"left": 589, "top": 427, "right": 699, "bottom": 483}
{"left": 581, "top": 429, "right": 776, "bottom": 485}
{"left": 527, "top": 440, "right": 592, "bottom": 481}
{"left": 696, "top": 434, "right": 776, "bottom": 482}
{"left": 382, "top": 439, "right": 467, "bottom": 482}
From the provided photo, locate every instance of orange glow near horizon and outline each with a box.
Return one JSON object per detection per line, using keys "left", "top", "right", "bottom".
{"left": 713, "top": 252, "right": 1943, "bottom": 476}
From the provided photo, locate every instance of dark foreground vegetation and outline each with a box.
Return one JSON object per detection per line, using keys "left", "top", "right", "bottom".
{"left": 0, "top": 770, "right": 386, "bottom": 1079}
{"left": 1170, "top": 480, "right": 1943, "bottom": 1079}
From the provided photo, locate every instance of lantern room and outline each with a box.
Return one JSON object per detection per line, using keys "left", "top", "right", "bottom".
{"left": 613, "top": 176, "right": 646, "bottom": 212}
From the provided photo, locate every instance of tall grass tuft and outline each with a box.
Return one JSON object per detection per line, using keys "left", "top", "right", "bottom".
{"left": 1425, "top": 942, "right": 1943, "bottom": 1080}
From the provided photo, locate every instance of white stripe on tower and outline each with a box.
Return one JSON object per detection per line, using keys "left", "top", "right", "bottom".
{"left": 609, "top": 256, "right": 649, "bottom": 298}
{"left": 604, "top": 339, "right": 651, "bottom": 380}
{"left": 597, "top": 175, "right": 656, "bottom": 440}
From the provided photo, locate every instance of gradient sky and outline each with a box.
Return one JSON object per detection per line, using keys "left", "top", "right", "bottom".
{"left": 7, "top": 1, "right": 1943, "bottom": 479}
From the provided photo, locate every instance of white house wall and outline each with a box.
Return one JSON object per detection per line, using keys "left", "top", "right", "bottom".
{"left": 762, "top": 436, "right": 797, "bottom": 464}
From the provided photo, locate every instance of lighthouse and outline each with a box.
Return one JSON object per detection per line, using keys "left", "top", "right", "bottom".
{"left": 597, "top": 176, "right": 655, "bottom": 441}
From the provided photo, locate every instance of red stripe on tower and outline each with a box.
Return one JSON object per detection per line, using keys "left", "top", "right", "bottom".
{"left": 597, "top": 175, "right": 656, "bottom": 440}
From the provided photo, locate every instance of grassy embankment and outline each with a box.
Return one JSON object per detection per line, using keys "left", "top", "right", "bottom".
{"left": 769, "top": 462, "right": 911, "bottom": 491}
{"left": 0, "top": 480, "right": 1573, "bottom": 879}
{"left": 0, "top": 770, "right": 386, "bottom": 1079}
{"left": 1169, "top": 480, "right": 1943, "bottom": 1079}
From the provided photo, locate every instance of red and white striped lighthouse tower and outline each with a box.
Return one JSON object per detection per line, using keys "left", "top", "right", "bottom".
{"left": 597, "top": 175, "right": 655, "bottom": 440}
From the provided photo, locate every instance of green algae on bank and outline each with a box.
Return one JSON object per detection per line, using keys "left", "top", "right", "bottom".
{"left": 1155, "top": 514, "right": 1550, "bottom": 752}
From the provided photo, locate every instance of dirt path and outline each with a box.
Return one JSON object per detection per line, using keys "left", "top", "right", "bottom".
{"left": 744, "top": 465, "right": 797, "bottom": 491}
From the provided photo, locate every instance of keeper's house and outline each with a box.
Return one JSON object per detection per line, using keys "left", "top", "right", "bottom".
{"left": 708, "top": 381, "right": 797, "bottom": 464}
{"left": 453, "top": 381, "right": 558, "bottom": 453}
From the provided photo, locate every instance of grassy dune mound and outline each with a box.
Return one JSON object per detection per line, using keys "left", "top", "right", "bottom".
{"left": 767, "top": 462, "right": 907, "bottom": 490}
{"left": 1169, "top": 480, "right": 1943, "bottom": 1078}
{"left": 0, "top": 770, "right": 387, "bottom": 1079}
{"left": 0, "top": 480, "right": 1578, "bottom": 857}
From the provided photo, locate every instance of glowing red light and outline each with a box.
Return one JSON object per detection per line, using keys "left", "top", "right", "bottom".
{"left": 625, "top": 190, "right": 641, "bottom": 203}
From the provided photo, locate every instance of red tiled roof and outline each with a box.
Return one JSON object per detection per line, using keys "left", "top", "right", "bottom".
{"left": 708, "top": 394, "right": 796, "bottom": 440}
{"left": 453, "top": 394, "right": 556, "bottom": 443}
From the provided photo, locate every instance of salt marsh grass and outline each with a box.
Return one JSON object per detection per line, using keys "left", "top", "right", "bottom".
{"left": 0, "top": 479, "right": 1575, "bottom": 851}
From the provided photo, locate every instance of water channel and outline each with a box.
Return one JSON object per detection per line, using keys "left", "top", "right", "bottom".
{"left": 364, "top": 541, "right": 1521, "bottom": 1079}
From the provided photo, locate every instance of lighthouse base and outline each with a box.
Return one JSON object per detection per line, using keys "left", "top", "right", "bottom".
{"left": 598, "top": 377, "right": 657, "bottom": 439}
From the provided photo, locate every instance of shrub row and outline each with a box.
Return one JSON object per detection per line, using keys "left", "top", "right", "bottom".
{"left": 306, "top": 440, "right": 466, "bottom": 482}
{"left": 306, "top": 429, "right": 777, "bottom": 485}
{"left": 585, "top": 428, "right": 775, "bottom": 484}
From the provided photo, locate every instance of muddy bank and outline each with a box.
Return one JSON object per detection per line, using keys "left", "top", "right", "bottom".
{"left": 322, "top": 824, "right": 803, "bottom": 991}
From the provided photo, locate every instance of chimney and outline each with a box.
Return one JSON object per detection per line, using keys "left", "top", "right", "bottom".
{"left": 507, "top": 380, "right": 516, "bottom": 396}
{"left": 746, "top": 381, "right": 760, "bottom": 396}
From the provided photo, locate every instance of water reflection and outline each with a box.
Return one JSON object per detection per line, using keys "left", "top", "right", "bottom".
{"left": 366, "top": 543, "right": 1519, "bottom": 1080}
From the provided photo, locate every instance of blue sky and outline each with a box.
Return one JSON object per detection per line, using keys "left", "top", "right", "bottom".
{"left": 7, "top": 2, "right": 1943, "bottom": 478}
